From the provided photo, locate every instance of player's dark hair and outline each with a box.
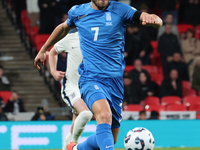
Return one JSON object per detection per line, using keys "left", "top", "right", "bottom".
{"left": 139, "top": 110, "right": 146, "bottom": 115}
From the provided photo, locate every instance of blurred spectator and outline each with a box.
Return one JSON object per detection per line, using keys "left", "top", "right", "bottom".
{"left": 41, "top": 98, "right": 54, "bottom": 120}
{"left": 133, "top": 72, "right": 159, "bottom": 104}
{"left": 130, "top": 0, "right": 152, "bottom": 10}
{"left": 158, "top": 23, "right": 182, "bottom": 76}
{"left": 160, "top": 69, "right": 182, "bottom": 98}
{"left": 27, "top": 0, "right": 40, "bottom": 26}
{"left": 0, "top": 96, "right": 5, "bottom": 109}
{"left": 138, "top": 110, "right": 147, "bottom": 120}
{"left": 0, "top": 65, "right": 11, "bottom": 91}
{"left": 124, "top": 24, "right": 152, "bottom": 65}
{"left": 181, "top": 29, "right": 200, "bottom": 79}
{"left": 31, "top": 103, "right": 54, "bottom": 121}
{"left": 130, "top": 59, "right": 151, "bottom": 84}
{"left": 4, "top": 91, "right": 26, "bottom": 113}
{"left": 148, "top": 110, "right": 159, "bottom": 120}
{"left": 38, "top": 0, "right": 56, "bottom": 34}
{"left": 157, "top": 14, "right": 179, "bottom": 40}
{"left": 182, "top": 0, "right": 200, "bottom": 26}
{"left": 123, "top": 72, "right": 135, "bottom": 105}
{"left": 192, "top": 57, "right": 200, "bottom": 91}
{"left": 55, "top": 0, "right": 70, "bottom": 26}
{"left": 158, "top": 0, "right": 179, "bottom": 25}
{"left": 31, "top": 106, "right": 46, "bottom": 120}
{"left": 12, "top": 0, "right": 26, "bottom": 32}
{"left": 0, "top": 105, "right": 8, "bottom": 121}
{"left": 166, "top": 52, "right": 189, "bottom": 81}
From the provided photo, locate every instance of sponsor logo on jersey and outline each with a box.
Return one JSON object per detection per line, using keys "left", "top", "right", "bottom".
{"left": 78, "top": 14, "right": 88, "bottom": 20}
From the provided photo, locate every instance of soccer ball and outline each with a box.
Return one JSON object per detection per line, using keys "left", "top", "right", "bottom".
{"left": 124, "top": 127, "right": 155, "bottom": 150}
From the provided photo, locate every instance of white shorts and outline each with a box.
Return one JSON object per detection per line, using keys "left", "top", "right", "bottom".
{"left": 61, "top": 88, "right": 81, "bottom": 114}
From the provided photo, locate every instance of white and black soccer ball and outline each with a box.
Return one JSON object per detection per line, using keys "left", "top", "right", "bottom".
{"left": 124, "top": 127, "right": 155, "bottom": 150}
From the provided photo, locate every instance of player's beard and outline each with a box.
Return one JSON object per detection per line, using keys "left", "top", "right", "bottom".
{"left": 91, "top": 0, "right": 110, "bottom": 10}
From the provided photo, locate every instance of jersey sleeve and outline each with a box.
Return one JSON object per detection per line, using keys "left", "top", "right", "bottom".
{"left": 118, "top": 2, "right": 138, "bottom": 24}
{"left": 67, "top": 6, "right": 77, "bottom": 27}
{"left": 54, "top": 35, "right": 70, "bottom": 54}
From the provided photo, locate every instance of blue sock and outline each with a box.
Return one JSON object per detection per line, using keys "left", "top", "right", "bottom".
{"left": 96, "top": 123, "right": 114, "bottom": 150}
{"left": 77, "top": 134, "right": 99, "bottom": 150}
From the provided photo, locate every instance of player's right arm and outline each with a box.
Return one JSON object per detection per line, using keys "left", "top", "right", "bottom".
{"left": 49, "top": 47, "right": 66, "bottom": 81}
{"left": 34, "top": 22, "right": 73, "bottom": 69}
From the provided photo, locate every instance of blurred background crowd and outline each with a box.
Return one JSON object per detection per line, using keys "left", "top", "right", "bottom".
{"left": 0, "top": 0, "right": 200, "bottom": 121}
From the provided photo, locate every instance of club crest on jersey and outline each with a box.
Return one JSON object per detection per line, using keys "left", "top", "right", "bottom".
{"left": 105, "top": 12, "right": 112, "bottom": 26}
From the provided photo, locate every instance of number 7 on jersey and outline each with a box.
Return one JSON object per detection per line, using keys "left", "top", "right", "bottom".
{"left": 91, "top": 27, "right": 99, "bottom": 41}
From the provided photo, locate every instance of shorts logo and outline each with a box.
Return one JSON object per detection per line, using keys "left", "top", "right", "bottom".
{"left": 94, "top": 85, "right": 99, "bottom": 90}
{"left": 71, "top": 93, "right": 76, "bottom": 98}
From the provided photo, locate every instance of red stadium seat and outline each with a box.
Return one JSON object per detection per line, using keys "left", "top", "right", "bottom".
{"left": 177, "top": 24, "right": 194, "bottom": 34}
{"left": 195, "top": 25, "right": 200, "bottom": 39}
{"left": 27, "top": 26, "right": 39, "bottom": 45}
{"left": 182, "top": 81, "right": 191, "bottom": 89}
{"left": 123, "top": 104, "right": 144, "bottom": 111}
{"left": 188, "top": 103, "right": 200, "bottom": 119}
{"left": 183, "top": 96, "right": 200, "bottom": 107}
{"left": 142, "top": 65, "right": 158, "bottom": 74}
{"left": 182, "top": 88, "right": 197, "bottom": 97}
{"left": 0, "top": 91, "right": 12, "bottom": 104}
{"left": 35, "top": 34, "right": 50, "bottom": 52}
{"left": 21, "top": 10, "right": 28, "bottom": 23}
{"left": 166, "top": 104, "right": 187, "bottom": 111}
{"left": 150, "top": 41, "right": 158, "bottom": 53}
{"left": 124, "top": 66, "right": 134, "bottom": 72}
{"left": 145, "top": 105, "right": 165, "bottom": 112}
{"left": 144, "top": 96, "right": 160, "bottom": 106}
{"left": 150, "top": 73, "right": 164, "bottom": 86}
{"left": 161, "top": 96, "right": 181, "bottom": 106}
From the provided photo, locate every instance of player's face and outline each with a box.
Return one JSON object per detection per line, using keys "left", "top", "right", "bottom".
{"left": 91, "top": 0, "right": 110, "bottom": 10}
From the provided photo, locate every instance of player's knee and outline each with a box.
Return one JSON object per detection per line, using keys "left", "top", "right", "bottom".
{"left": 98, "top": 111, "right": 112, "bottom": 123}
{"left": 79, "top": 110, "right": 93, "bottom": 122}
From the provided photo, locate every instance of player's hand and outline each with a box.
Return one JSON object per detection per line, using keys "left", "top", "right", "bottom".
{"left": 51, "top": 70, "right": 66, "bottom": 81}
{"left": 141, "top": 13, "right": 163, "bottom": 28}
{"left": 34, "top": 52, "right": 46, "bottom": 70}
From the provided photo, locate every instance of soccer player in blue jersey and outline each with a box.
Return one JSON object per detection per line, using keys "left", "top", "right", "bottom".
{"left": 34, "top": 0, "right": 162, "bottom": 150}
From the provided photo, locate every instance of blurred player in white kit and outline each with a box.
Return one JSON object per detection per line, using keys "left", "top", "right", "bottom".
{"left": 48, "top": 29, "right": 93, "bottom": 150}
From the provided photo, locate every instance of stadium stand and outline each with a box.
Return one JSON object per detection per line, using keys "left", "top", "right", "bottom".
{"left": 123, "top": 104, "right": 144, "bottom": 112}
{"left": 161, "top": 96, "right": 182, "bottom": 106}
{"left": 144, "top": 96, "right": 160, "bottom": 106}
{"left": 166, "top": 104, "right": 187, "bottom": 111}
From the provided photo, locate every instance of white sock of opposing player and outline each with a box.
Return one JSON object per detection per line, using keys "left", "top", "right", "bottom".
{"left": 72, "top": 110, "right": 93, "bottom": 143}
{"left": 62, "top": 132, "right": 72, "bottom": 150}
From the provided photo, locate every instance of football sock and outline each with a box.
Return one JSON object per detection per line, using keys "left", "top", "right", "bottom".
{"left": 96, "top": 123, "right": 114, "bottom": 150}
{"left": 77, "top": 134, "right": 99, "bottom": 150}
{"left": 63, "top": 132, "right": 72, "bottom": 150}
{"left": 72, "top": 111, "right": 93, "bottom": 143}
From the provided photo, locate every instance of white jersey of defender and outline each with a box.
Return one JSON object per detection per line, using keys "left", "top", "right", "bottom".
{"left": 54, "top": 32, "right": 82, "bottom": 109}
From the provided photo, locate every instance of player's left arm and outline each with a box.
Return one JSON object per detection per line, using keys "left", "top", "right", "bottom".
{"left": 49, "top": 47, "right": 66, "bottom": 82}
{"left": 139, "top": 12, "right": 163, "bottom": 28}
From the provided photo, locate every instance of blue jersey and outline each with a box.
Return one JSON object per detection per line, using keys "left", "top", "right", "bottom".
{"left": 67, "top": 1, "right": 137, "bottom": 78}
